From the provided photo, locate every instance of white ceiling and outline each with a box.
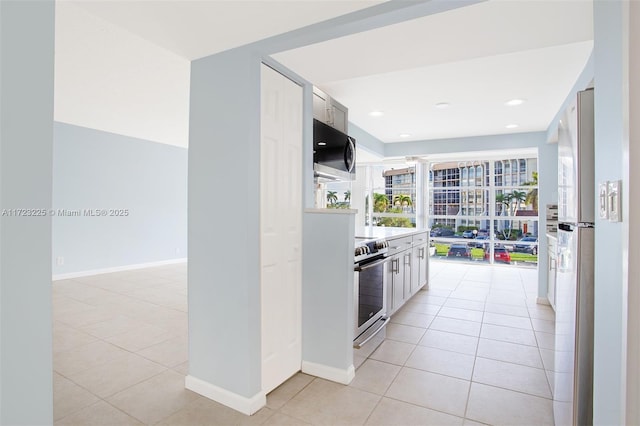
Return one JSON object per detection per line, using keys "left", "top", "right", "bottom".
{"left": 62, "top": 0, "right": 594, "bottom": 148}
{"left": 65, "top": 0, "right": 387, "bottom": 60}
{"left": 274, "top": 0, "right": 594, "bottom": 143}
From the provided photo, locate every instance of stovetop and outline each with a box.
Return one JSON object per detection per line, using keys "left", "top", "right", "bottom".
{"left": 354, "top": 237, "right": 389, "bottom": 263}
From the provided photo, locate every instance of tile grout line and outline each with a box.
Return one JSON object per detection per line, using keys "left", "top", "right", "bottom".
{"left": 460, "top": 290, "right": 484, "bottom": 424}
{"left": 53, "top": 266, "right": 189, "bottom": 425}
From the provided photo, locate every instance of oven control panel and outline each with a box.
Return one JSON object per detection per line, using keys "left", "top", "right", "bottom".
{"left": 355, "top": 238, "right": 389, "bottom": 263}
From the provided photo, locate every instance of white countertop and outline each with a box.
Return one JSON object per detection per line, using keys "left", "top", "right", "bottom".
{"left": 355, "top": 226, "right": 428, "bottom": 239}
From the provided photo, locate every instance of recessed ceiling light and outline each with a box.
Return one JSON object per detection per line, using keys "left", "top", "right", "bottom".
{"left": 318, "top": 142, "right": 327, "bottom": 146}
{"left": 399, "top": 133, "right": 411, "bottom": 138}
{"left": 369, "top": 110, "right": 384, "bottom": 117}
{"left": 435, "top": 102, "right": 451, "bottom": 109}
{"left": 505, "top": 124, "right": 519, "bottom": 129}
{"left": 505, "top": 99, "right": 525, "bottom": 106}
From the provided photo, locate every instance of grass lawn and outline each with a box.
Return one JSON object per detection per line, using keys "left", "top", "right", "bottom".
{"left": 433, "top": 242, "right": 538, "bottom": 264}
{"left": 435, "top": 243, "right": 449, "bottom": 256}
{"left": 470, "top": 248, "right": 485, "bottom": 260}
{"left": 509, "top": 252, "right": 538, "bottom": 263}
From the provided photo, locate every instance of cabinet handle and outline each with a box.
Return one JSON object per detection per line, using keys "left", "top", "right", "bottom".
{"left": 405, "top": 253, "right": 411, "bottom": 266}
{"left": 326, "top": 107, "right": 334, "bottom": 126}
{"left": 419, "top": 247, "right": 425, "bottom": 259}
{"left": 392, "top": 258, "right": 399, "bottom": 274}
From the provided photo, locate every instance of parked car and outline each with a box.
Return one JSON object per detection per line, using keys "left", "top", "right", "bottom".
{"left": 485, "top": 245, "right": 511, "bottom": 263}
{"left": 462, "top": 230, "right": 475, "bottom": 238}
{"left": 514, "top": 236, "right": 538, "bottom": 255}
{"left": 470, "top": 235, "right": 489, "bottom": 248}
{"left": 430, "top": 228, "right": 455, "bottom": 237}
{"left": 447, "top": 244, "right": 471, "bottom": 259}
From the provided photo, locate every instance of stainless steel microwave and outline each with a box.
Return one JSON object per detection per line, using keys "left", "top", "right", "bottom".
{"left": 313, "top": 119, "right": 356, "bottom": 181}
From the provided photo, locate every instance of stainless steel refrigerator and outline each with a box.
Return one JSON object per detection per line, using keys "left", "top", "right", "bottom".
{"left": 554, "top": 88, "right": 594, "bottom": 426}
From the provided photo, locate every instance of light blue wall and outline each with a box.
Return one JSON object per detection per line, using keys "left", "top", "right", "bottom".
{"left": 302, "top": 212, "right": 355, "bottom": 371}
{"left": 535, "top": 138, "right": 558, "bottom": 299}
{"left": 546, "top": 53, "right": 595, "bottom": 143}
{"left": 592, "top": 1, "right": 627, "bottom": 423}
{"left": 349, "top": 123, "right": 385, "bottom": 157}
{"left": 52, "top": 122, "right": 187, "bottom": 276}
{"left": 384, "top": 131, "right": 546, "bottom": 158}
{"left": 185, "top": 0, "right": 484, "bottom": 401}
{"left": 188, "top": 48, "right": 263, "bottom": 398}
{"left": 0, "top": 1, "right": 54, "bottom": 424}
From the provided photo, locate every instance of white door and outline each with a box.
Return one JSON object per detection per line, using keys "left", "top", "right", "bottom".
{"left": 260, "top": 64, "right": 302, "bottom": 394}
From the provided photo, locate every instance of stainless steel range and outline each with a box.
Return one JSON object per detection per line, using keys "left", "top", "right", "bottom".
{"left": 353, "top": 237, "right": 389, "bottom": 354}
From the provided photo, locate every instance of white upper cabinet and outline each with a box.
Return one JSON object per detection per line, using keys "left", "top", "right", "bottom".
{"left": 312, "top": 87, "right": 348, "bottom": 134}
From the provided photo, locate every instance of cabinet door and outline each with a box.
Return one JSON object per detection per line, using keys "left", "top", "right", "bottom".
{"left": 312, "top": 91, "right": 327, "bottom": 122}
{"left": 391, "top": 256, "right": 405, "bottom": 313}
{"left": 410, "top": 243, "right": 429, "bottom": 295}
{"left": 386, "top": 257, "right": 395, "bottom": 314}
{"left": 331, "top": 104, "right": 348, "bottom": 133}
{"left": 402, "top": 251, "right": 412, "bottom": 300}
{"left": 411, "top": 246, "right": 420, "bottom": 294}
{"left": 417, "top": 243, "right": 428, "bottom": 291}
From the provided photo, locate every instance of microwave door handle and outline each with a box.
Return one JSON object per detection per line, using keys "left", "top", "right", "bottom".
{"left": 345, "top": 137, "right": 356, "bottom": 173}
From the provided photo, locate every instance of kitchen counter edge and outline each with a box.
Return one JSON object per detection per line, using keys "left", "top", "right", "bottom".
{"left": 355, "top": 226, "right": 429, "bottom": 240}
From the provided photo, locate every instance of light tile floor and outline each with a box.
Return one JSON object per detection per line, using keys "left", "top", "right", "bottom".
{"left": 53, "top": 260, "right": 555, "bottom": 425}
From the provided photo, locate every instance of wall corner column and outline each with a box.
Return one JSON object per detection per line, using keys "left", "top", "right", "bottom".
{"left": 0, "top": 1, "right": 55, "bottom": 424}
{"left": 187, "top": 48, "right": 264, "bottom": 414}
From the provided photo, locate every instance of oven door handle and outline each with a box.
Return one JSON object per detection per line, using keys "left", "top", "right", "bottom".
{"left": 353, "top": 316, "right": 389, "bottom": 349}
{"left": 354, "top": 257, "right": 389, "bottom": 272}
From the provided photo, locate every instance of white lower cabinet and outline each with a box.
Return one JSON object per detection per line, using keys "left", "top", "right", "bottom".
{"left": 402, "top": 250, "right": 412, "bottom": 300}
{"left": 412, "top": 243, "right": 428, "bottom": 293}
{"left": 412, "top": 232, "right": 429, "bottom": 294}
{"left": 386, "top": 231, "right": 429, "bottom": 315}
{"left": 387, "top": 253, "right": 405, "bottom": 314}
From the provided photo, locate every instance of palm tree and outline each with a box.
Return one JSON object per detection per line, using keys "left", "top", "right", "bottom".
{"left": 524, "top": 171, "right": 539, "bottom": 211}
{"left": 393, "top": 194, "right": 413, "bottom": 207}
{"left": 344, "top": 190, "right": 351, "bottom": 203}
{"left": 508, "top": 190, "right": 527, "bottom": 239}
{"left": 496, "top": 191, "right": 525, "bottom": 239}
{"left": 326, "top": 191, "right": 338, "bottom": 206}
{"left": 373, "top": 193, "right": 389, "bottom": 212}
{"left": 510, "top": 190, "right": 527, "bottom": 216}
{"left": 495, "top": 193, "right": 511, "bottom": 216}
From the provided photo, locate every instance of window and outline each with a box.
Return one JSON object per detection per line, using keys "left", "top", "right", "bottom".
{"left": 428, "top": 157, "right": 538, "bottom": 267}
{"left": 364, "top": 164, "right": 416, "bottom": 228}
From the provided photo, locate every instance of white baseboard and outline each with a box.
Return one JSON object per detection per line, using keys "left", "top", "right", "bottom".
{"left": 52, "top": 258, "right": 187, "bottom": 281}
{"left": 536, "top": 297, "right": 551, "bottom": 306}
{"left": 301, "top": 361, "right": 355, "bottom": 385}
{"left": 185, "top": 375, "right": 265, "bottom": 416}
